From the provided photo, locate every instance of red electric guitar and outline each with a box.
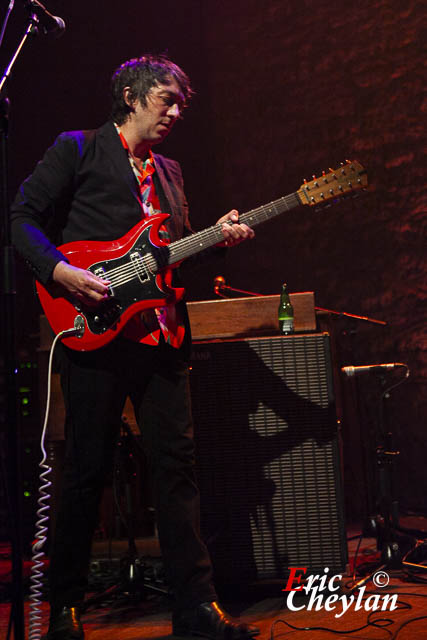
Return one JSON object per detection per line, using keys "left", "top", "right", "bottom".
{"left": 36, "top": 160, "right": 367, "bottom": 351}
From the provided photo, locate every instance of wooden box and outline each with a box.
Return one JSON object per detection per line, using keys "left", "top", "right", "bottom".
{"left": 187, "top": 292, "right": 316, "bottom": 341}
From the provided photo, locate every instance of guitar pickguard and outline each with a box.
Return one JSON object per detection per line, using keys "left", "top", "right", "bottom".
{"left": 80, "top": 226, "right": 171, "bottom": 335}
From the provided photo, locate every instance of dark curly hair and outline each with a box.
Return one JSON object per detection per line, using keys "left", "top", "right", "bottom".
{"left": 111, "top": 54, "right": 194, "bottom": 125}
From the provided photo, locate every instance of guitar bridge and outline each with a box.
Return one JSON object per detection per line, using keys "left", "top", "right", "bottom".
{"left": 93, "top": 265, "right": 114, "bottom": 296}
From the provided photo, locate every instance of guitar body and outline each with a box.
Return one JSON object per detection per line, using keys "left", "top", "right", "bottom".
{"left": 36, "top": 213, "right": 184, "bottom": 351}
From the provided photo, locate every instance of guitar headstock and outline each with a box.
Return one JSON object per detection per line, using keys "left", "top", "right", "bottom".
{"left": 297, "top": 160, "right": 368, "bottom": 206}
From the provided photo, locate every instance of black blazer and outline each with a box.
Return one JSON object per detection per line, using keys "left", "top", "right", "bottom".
{"left": 11, "top": 120, "right": 193, "bottom": 285}
{"left": 11, "top": 120, "right": 196, "bottom": 356}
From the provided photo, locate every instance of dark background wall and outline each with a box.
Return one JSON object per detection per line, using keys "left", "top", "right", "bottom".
{"left": 3, "top": 1, "right": 426, "bottom": 519}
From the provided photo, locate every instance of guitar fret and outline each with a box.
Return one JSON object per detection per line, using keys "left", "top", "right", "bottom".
{"left": 128, "top": 192, "right": 301, "bottom": 275}
{"left": 167, "top": 192, "right": 300, "bottom": 266}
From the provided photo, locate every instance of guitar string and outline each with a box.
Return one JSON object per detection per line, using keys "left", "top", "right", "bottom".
{"left": 101, "top": 194, "right": 299, "bottom": 286}
{"left": 100, "top": 223, "right": 223, "bottom": 281}
{"left": 100, "top": 226, "right": 217, "bottom": 286}
{"left": 90, "top": 169, "right": 360, "bottom": 285}
{"left": 101, "top": 216, "right": 237, "bottom": 287}
{"left": 99, "top": 194, "right": 299, "bottom": 288}
{"left": 101, "top": 198, "right": 295, "bottom": 288}
{"left": 103, "top": 183, "right": 346, "bottom": 289}
{"left": 99, "top": 223, "right": 223, "bottom": 286}
{"left": 80, "top": 172, "right": 360, "bottom": 290}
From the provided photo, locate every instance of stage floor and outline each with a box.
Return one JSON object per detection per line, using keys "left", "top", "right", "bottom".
{"left": 1, "top": 520, "right": 427, "bottom": 639}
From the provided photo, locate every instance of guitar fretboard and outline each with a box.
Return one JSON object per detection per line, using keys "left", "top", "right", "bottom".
{"left": 167, "top": 191, "right": 301, "bottom": 266}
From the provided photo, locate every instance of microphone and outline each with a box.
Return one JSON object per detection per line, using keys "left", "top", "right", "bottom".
{"left": 25, "top": 0, "right": 66, "bottom": 37}
{"left": 213, "top": 275, "right": 226, "bottom": 295}
{"left": 341, "top": 363, "right": 406, "bottom": 377}
{"left": 213, "top": 275, "right": 261, "bottom": 298}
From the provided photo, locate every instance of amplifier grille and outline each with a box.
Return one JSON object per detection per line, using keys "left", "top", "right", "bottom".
{"left": 190, "top": 333, "right": 347, "bottom": 584}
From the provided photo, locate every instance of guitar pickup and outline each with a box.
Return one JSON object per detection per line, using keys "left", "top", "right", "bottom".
{"left": 130, "top": 251, "right": 150, "bottom": 282}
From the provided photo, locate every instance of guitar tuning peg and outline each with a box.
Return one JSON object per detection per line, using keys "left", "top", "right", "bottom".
{"left": 312, "top": 174, "right": 316, "bottom": 179}
{"left": 322, "top": 170, "right": 326, "bottom": 176}
{"left": 303, "top": 178, "right": 307, "bottom": 183}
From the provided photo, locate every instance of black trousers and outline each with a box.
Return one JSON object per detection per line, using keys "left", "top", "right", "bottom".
{"left": 49, "top": 336, "right": 216, "bottom": 612}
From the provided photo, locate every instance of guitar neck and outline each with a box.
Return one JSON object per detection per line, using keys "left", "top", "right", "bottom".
{"left": 167, "top": 190, "right": 301, "bottom": 265}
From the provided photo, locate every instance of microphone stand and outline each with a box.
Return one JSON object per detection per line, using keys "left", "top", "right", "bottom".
{"left": 348, "top": 368, "right": 411, "bottom": 592}
{"left": 214, "top": 283, "right": 388, "bottom": 328}
{"left": 315, "top": 306, "right": 387, "bottom": 327}
{"left": 82, "top": 419, "right": 169, "bottom": 611}
{"left": 0, "top": 12, "right": 44, "bottom": 640}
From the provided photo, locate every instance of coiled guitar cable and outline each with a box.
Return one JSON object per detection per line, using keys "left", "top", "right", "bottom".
{"left": 28, "top": 323, "right": 83, "bottom": 640}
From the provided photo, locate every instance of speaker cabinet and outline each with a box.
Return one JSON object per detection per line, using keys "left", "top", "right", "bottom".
{"left": 189, "top": 333, "right": 347, "bottom": 586}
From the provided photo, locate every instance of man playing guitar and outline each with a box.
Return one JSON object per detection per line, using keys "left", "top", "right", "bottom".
{"left": 11, "top": 54, "right": 257, "bottom": 640}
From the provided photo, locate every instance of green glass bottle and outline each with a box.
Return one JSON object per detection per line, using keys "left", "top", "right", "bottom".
{"left": 278, "top": 283, "right": 294, "bottom": 334}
